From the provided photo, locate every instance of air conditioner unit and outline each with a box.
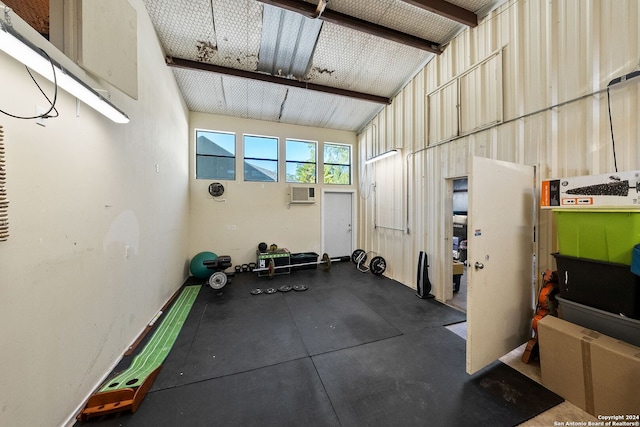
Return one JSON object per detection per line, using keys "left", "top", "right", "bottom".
{"left": 290, "top": 186, "right": 316, "bottom": 204}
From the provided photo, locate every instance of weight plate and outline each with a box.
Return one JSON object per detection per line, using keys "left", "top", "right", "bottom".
{"left": 322, "top": 253, "right": 331, "bottom": 271}
{"left": 208, "top": 272, "right": 227, "bottom": 289}
{"left": 250, "top": 288, "right": 263, "bottom": 295}
{"left": 351, "top": 249, "right": 367, "bottom": 265}
{"left": 293, "top": 284, "right": 308, "bottom": 292}
{"left": 369, "top": 256, "right": 387, "bottom": 276}
{"left": 278, "top": 285, "right": 293, "bottom": 292}
{"left": 264, "top": 288, "right": 277, "bottom": 294}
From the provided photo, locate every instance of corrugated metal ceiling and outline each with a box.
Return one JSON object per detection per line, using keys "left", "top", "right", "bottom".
{"left": 143, "top": 0, "right": 506, "bottom": 131}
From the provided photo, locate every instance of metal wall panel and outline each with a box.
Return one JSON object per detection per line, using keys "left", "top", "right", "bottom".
{"left": 428, "top": 81, "right": 458, "bottom": 142}
{"left": 357, "top": 0, "right": 640, "bottom": 298}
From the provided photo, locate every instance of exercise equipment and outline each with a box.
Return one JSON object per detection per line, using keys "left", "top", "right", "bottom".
{"left": 79, "top": 286, "right": 201, "bottom": 420}
{"left": 190, "top": 251, "right": 217, "bottom": 279}
{"left": 250, "top": 285, "right": 310, "bottom": 295}
{"left": 253, "top": 252, "right": 342, "bottom": 278}
{"left": 369, "top": 256, "right": 387, "bottom": 276}
{"left": 208, "top": 271, "right": 227, "bottom": 289}
{"left": 351, "top": 249, "right": 367, "bottom": 265}
{"left": 416, "top": 251, "right": 434, "bottom": 299}
{"left": 203, "top": 255, "right": 232, "bottom": 290}
{"left": 352, "top": 249, "right": 369, "bottom": 272}
{"left": 257, "top": 249, "right": 291, "bottom": 277}
{"left": 258, "top": 242, "right": 268, "bottom": 252}
{"left": 351, "top": 249, "right": 387, "bottom": 276}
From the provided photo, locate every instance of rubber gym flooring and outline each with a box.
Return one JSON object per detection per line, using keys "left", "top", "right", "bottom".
{"left": 76, "top": 261, "right": 562, "bottom": 427}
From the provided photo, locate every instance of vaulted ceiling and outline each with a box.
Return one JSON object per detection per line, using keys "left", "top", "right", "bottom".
{"left": 143, "top": 0, "right": 505, "bottom": 131}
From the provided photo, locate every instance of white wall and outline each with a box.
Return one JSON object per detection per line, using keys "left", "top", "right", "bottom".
{"left": 357, "top": 0, "right": 640, "bottom": 300}
{"left": 189, "top": 112, "right": 357, "bottom": 265}
{"left": 0, "top": 1, "right": 190, "bottom": 426}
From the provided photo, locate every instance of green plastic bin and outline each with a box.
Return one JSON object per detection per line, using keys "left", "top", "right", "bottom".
{"left": 554, "top": 209, "right": 640, "bottom": 265}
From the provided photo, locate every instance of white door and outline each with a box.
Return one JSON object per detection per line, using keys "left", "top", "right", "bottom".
{"left": 323, "top": 192, "right": 353, "bottom": 257}
{"left": 466, "top": 157, "right": 535, "bottom": 374}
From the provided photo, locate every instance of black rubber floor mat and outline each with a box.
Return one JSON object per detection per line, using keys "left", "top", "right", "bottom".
{"left": 285, "top": 287, "right": 402, "bottom": 355}
{"left": 78, "top": 264, "right": 561, "bottom": 427}
{"left": 312, "top": 327, "right": 563, "bottom": 427}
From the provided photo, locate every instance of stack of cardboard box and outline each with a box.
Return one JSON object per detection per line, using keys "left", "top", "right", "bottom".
{"left": 538, "top": 315, "right": 640, "bottom": 416}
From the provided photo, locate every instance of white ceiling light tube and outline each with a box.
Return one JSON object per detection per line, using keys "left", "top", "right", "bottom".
{"left": 365, "top": 149, "right": 398, "bottom": 165}
{"left": 0, "top": 20, "right": 129, "bottom": 124}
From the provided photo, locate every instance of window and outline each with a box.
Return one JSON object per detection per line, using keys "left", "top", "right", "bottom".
{"left": 323, "top": 143, "right": 351, "bottom": 185}
{"left": 195, "top": 130, "right": 236, "bottom": 180}
{"left": 244, "top": 135, "right": 278, "bottom": 182}
{"left": 286, "top": 139, "right": 317, "bottom": 183}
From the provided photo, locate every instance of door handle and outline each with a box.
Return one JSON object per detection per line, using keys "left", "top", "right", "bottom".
{"left": 474, "top": 262, "right": 484, "bottom": 270}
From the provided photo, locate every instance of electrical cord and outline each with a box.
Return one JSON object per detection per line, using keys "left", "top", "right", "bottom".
{"left": 0, "top": 47, "right": 59, "bottom": 120}
{"left": 606, "top": 87, "right": 618, "bottom": 173}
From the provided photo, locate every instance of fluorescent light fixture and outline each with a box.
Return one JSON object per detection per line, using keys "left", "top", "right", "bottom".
{"left": 365, "top": 149, "right": 398, "bottom": 165}
{"left": 0, "top": 20, "right": 129, "bottom": 123}
{"left": 608, "top": 70, "right": 640, "bottom": 88}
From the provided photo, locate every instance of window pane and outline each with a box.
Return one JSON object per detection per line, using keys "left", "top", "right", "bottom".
{"left": 286, "top": 162, "right": 316, "bottom": 183}
{"left": 243, "top": 135, "right": 278, "bottom": 182}
{"left": 286, "top": 140, "right": 316, "bottom": 162}
{"left": 196, "top": 130, "right": 236, "bottom": 180}
{"left": 244, "top": 135, "right": 278, "bottom": 159}
{"left": 324, "top": 165, "right": 351, "bottom": 185}
{"left": 244, "top": 159, "right": 278, "bottom": 182}
{"left": 286, "top": 139, "right": 317, "bottom": 183}
{"left": 323, "top": 143, "right": 351, "bottom": 185}
{"left": 196, "top": 131, "right": 235, "bottom": 156}
{"left": 196, "top": 156, "right": 235, "bottom": 180}
{"left": 324, "top": 143, "right": 350, "bottom": 165}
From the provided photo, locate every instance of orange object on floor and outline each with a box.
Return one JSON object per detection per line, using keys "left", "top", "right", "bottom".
{"left": 78, "top": 366, "right": 162, "bottom": 421}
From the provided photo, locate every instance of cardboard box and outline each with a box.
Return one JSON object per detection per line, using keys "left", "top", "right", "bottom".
{"left": 538, "top": 316, "right": 640, "bottom": 416}
{"left": 539, "top": 316, "right": 592, "bottom": 412}
{"left": 452, "top": 261, "right": 464, "bottom": 276}
{"left": 591, "top": 333, "right": 640, "bottom": 416}
{"left": 541, "top": 169, "right": 640, "bottom": 208}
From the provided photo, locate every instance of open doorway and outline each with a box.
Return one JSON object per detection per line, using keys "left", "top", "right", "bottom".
{"left": 448, "top": 178, "right": 468, "bottom": 312}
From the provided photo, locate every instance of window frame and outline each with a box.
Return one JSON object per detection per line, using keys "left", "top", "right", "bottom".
{"left": 195, "top": 129, "right": 236, "bottom": 180}
{"left": 243, "top": 134, "right": 279, "bottom": 183}
{"left": 285, "top": 139, "right": 318, "bottom": 184}
{"left": 323, "top": 142, "right": 352, "bottom": 185}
